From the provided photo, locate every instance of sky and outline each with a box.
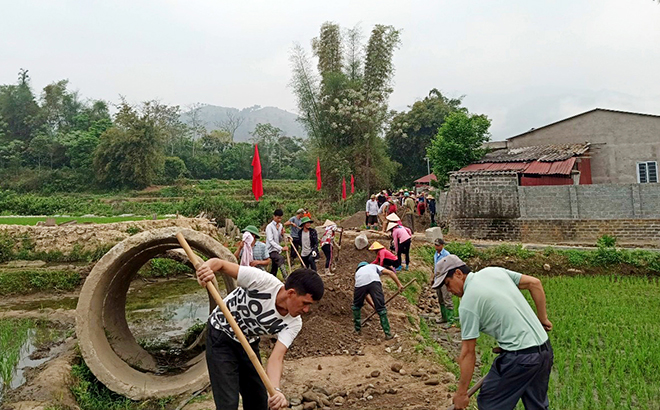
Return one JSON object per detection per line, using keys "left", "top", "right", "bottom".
{"left": 1, "top": 0, "right": 659, "bottom": 140}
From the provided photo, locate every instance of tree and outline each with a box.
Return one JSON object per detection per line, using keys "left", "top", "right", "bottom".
{"left": 0, "top": 69, "right": 43, "bottom": 143}
{"left": 184, "top": 103, "right": 206, "bottom": 157}
{"left": 216, "top": 111, "right": 244, "bottom": 143}
{"left": 290, "top": 23, "right": 400, "bottom": 197}
{"left": 426, "top": 110, "right": 492, "bottom": 186}
{"left": 93, "top": 100, "right": 167, "bottom": 188}
{"left": 386, "top": 89, "right": 464, "bottom": 187}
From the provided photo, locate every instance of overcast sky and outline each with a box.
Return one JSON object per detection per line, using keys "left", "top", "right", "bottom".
{"left": 2, "top": 0, "right": 659, "bottom": 140}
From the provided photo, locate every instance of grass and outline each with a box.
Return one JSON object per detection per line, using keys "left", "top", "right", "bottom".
{"left": 0, "top": 216, "right": 171, "bottom": 226}
{"left": 136, "top": 258, "right": 194, "bottom": 279}
{"left": 70, "top": 350, "right": 175, "bottom": 410}
{"left": 384, "top": 268, "right": 428, "bottom": 305}
{"left": 0, "top": 319, "right": 33, "bottom": 389}
{"left": 0, "top": 232, "right": 113, "bottom": 264}
{"left": 0, "top": 269, "right": 80, "bottom": 295}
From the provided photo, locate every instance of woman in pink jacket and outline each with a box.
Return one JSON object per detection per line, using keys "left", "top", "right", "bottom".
{"left": 368, "top": 241, "right": 401, "bottom": 271}
{"left": 387, "top": 221, "right": 412, "bottom": 271}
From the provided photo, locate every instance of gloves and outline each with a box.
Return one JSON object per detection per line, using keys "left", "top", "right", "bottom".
{"left": 311, "top": 251, "right": 317, "bottom": 258}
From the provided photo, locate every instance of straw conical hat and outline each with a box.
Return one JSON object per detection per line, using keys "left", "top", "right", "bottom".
{"left": 368, "top": 241, "right": 385, "bottom": 251}
{"left": 386, "top": 222, "right": 399, "bottom": 231}
{"left": 322, "top": 219, "right": 336, "bottom": 227}
{"left": 386, "top": 213, "right": 401, "bottom": 222}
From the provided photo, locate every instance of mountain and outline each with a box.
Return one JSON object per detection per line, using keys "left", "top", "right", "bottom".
{"left": 181, "top": 104, "right": 307, "bottom": 142}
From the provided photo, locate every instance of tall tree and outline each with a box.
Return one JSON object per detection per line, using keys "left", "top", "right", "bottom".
{"left": 426, "top": 110, "right": 491, "bottom": 186}
{"left": 93, "top": 100, "right": 167, "bottom": 188}
{"left": 0, "top": 69, "right": 42, "bottom": 143}
{"left": 290, "top": 23, "right": 400, "bottom": 197}
{"left": 216, "top": 111, "right": 244, "bottom": 143}
{"left": 386, "top": 89, "right": 464, "bottom": 187}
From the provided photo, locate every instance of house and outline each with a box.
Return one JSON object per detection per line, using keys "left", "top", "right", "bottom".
{"left": 505, "top": 108, "right": 660, "bottom": 184}
{"left": 454, "top": 143, "right": 591, "bottom": 186}
{"left": 414, "top": 173, "right": 436, "bottom": 192}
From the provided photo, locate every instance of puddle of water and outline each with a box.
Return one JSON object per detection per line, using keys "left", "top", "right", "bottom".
{"left": 126, "top": 277, "right": 224, "bottom": 346}
{"left": 0, "top": 321, "right": 63, "bottom": 403}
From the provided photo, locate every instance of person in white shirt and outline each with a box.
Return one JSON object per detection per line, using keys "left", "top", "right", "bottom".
{"left": 365, "top": 194, "right": 380, "bottom": 229}
{"left": 196, "top": 259, "right": 324, "bottom": 410}
{"left": 351, "top": 262, "right": 403, "bottom": 340}
{"left": 266, "top": 209, "right": 289, "bottom": 279}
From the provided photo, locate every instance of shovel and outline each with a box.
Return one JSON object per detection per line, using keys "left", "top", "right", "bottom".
{"left": 361, "top": 278, "right": 417, "bottom": 325}
{"left": 175, "top": 232, "right": 277, "bottom": 397}
{"left": 288, "top": 237, "right": 306, "bottom": 268}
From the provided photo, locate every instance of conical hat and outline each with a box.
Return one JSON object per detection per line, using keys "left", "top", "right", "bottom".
{"left": 386, "top": 222, "right": 399, "bottom": 231}
{"left": 386, "top": 213, "right": 401, "bottom": 222}
{"left": 321, "top": 219, "right": 336, "bottom": 227}
{"left": 368, "top": 241, "right": 384, "bottom": 251}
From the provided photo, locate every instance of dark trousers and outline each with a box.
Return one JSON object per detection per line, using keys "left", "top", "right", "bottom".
{"left": 269, "top": 251, "right": 285, "bottom": 277}
{"left": 352, "top": 281, "right": 386, "bottom": 312}
{"left": 206, "top": 324, "right": 267, "bottom": 410}
{"left": 397, "top": 238, "right": 411, "bottom": 266}
{"left": 477, "top": 340, "right": 554, "bottom": 410}
{"left": 382, "top": 258, "right": 401, "bottom": 270}
{"left": 321, "top": 244, "right": 332, "bottom": 268}
{"left": 292, "top": 237, "right": 301, "bottom": 253}
{"left": 301, "top": 253, "right": 317, "bottom": 271}
{"left": 430, "top": 212, "right": 436, "bottom": 225}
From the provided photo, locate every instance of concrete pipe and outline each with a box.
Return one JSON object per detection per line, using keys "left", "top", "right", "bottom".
{"left": 76, "top": 227, "right": 237, "bottom": 400}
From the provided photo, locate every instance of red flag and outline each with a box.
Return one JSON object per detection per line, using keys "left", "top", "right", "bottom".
{"left": 316, "top": 157, "right": 322, "bottom": 190}
{"left": 350, "top": 174, "right": 355, "bottom": 194}
{"left": 342, "top": 177, "right": 347, "bottom": 200}
{"left": 252, "top": 144, "right": 264, "bottom": 201}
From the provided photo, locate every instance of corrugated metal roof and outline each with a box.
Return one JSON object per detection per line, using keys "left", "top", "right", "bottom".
{"left": 524, "top": 158, "right": 576, "bottom": 175}
{"left": 414, "top": 173, "right": 437, "bottom": 183}
{"left": 450, "top": 170, "right": 519, "bottom": 177}
{"left": 460, "top": 162, "right": 528, "bottom": 172}
{"left": 477, "top": 143, "right": 590, "bottom": 163}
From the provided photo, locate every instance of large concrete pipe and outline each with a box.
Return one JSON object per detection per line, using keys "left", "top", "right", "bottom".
{"left": 76, "top": 227, "right": 236, "bottom": 399}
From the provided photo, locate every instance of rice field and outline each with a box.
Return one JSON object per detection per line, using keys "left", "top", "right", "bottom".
{"left": 473, "top": 275, "right": 660, "bottom": 410}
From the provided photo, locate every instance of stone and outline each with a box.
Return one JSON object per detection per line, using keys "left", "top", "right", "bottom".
{"left": 370, "top": 370, "right": 381, "bottom": 378}
{"left": 290, "top": 397, "right": 302, "bottom": 406}
{"left": 303, "top": 402, "right": 317, "bottom": 410}
{"left": 391, "top": 363, "right": 403, "bottom": 372}
{"left": 317, "top": 364, "right": 323, "bottom": 370}
{"left": 6, "top": 260, "right": 47, "bottom": 268}
{"left": 387, "top": 388, "right": 398, "bottom": 394}
{"left": 291, "top": 406, "right": 304, "bottom": 410}
{"left": 302, "top": 391, "right": 319, "bottom": 403}
{"left": 411, "top": 370, "right": 425, "bottom": 377}
{"left": 429, "top": 369, "right": 438, "bottom": 375}
{"left": 425, "top": 226, "right": 444, "bottom": 243}
{"left": 399, "top": 369, "right": 407, "bottom": 375}
{"left": 333, "top": 396, "right": 345, "bottom": 406}
{"left": 543, "top": 263, "right": 551, "bottom": 271}
{"left": 354, "top": 234, "right": 369, "bottom": 250}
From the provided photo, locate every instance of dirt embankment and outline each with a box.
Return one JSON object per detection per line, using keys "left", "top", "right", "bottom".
{"left": 0, "top": 217, "right": 219, "bottom": 253}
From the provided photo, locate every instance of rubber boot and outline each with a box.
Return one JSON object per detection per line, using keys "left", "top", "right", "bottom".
{"left": 378, "top": 310, "right": 393, "bottom": 340}
{"left": 352, "top": 307, "right": 362, "bottom": 333}
{"left": 446, "top": 308, "right": 456, "bottom": 325}
{"left": 440, "top": 305, "right": 450, "bottom": 323}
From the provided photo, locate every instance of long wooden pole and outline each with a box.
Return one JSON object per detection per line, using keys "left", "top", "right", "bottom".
{"left": 176, "top": 232, "right": 276, "bottom": 397}
{"left": 288, "top": 237, "right": 306, "bottom": 268}
{"left": 446, "top": 376, "right": 485, "bottom": 410}
{"left": 286, "top": 247, "right": 292, "bottom": 273}
{"left": 361, "top": 278, "right": 417, "bottom": 325}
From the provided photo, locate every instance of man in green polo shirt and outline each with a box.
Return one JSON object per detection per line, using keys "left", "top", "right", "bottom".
{"left": 433, "top": 255, "right": 553, "bottom": 410}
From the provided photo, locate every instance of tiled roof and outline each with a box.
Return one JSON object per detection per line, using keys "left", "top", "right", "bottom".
{"left": 450, "top": 170, "right": 518, "bottom": 177}
{"left": 477, "top": 143, "right": 590, "bottom": 163}
{"left": 414, "top": 173, "right": 437, "bottom": 183}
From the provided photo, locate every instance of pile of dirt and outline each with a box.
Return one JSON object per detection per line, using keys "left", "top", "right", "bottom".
{"left": 339, "top": 211, "right": 431, "bottom": 233}
{"left": 282, "top": 233, "right": 418, "bottom": 359}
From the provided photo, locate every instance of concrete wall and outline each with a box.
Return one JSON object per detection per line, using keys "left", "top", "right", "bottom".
{"left": 506, "top": 110, "right": 660, "bottom": 184}
{"left": 448, "top": 173, "right": 520, "bottom": 219}
{"left": 519, "top": 184, "right": 660, "bottom": 219}
{"left": 448, "top": 178, "right": 660, "bottom": 244}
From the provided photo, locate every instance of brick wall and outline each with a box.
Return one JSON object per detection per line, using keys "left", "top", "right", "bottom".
{"left": 449, "top": 218, "right": 521, "bottom": 241}
{"left": 520, "top": 219, "right": 660, "bottom": 244}
{"left": 448, "top": 173, "right": 520, "bottom": 219}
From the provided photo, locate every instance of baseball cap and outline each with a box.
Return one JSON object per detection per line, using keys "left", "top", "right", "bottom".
{"left": 296, "top": 208, "right": 305, "bottom": 214}
{"left": 357, "top": 261, "right": 369, "bottom": 269}
{"left": 432, "top": 254, "right": 466, "bottom": 289}
{"left": 434, "top": 238, "right": 445, "bottom": 246}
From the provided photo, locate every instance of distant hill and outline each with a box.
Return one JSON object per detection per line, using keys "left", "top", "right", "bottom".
{"left": 181, "top": 104, "right": 308, "bottom": 142}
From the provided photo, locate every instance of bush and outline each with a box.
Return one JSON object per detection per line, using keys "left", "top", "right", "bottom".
{"left": 159, "top": 156, "right": 188, "bottom": 184}
{"left": 445, "top": 241, "right": 478, "bottom": 260}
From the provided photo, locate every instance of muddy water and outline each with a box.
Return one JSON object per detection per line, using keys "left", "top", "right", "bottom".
{"left": 125, "top": 278, "right": 218, "bottom": 346}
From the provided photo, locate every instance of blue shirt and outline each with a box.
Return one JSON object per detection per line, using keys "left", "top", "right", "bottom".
{"left": 288, "top": 216, "right": 302, "bottom": 239}
{"left": 434, "top": 248, "right": 450, "bottom": 267}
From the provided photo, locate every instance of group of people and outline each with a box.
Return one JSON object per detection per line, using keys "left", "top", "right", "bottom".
{"left": 366, "top": 189, "right": 438, "bottom": 231}
{"left": 197, "top": 206, "right": 554, "bottom": 410}
{"left": 234, "top": 208, "right": 340, "bottom": 279}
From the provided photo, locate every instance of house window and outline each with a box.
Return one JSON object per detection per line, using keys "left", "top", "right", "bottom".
{"left": 637, "top": 161, "right": 658, "bottom": 183}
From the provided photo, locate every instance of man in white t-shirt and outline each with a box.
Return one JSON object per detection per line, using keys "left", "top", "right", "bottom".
{"left": 351, "top": 262, "right": 403, "bottom": 340}
{"left": 196, "top": 259, "right": 324, "bottom": 410}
